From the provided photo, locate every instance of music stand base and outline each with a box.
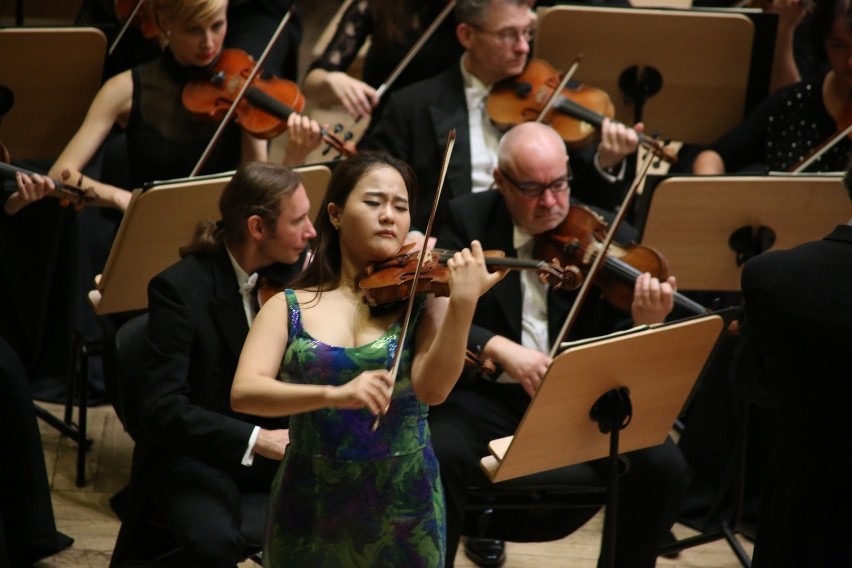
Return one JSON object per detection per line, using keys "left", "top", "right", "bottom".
{"left": 658, "top": 520, "right": 751, "bottom": 568}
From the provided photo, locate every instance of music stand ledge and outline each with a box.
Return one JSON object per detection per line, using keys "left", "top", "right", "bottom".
{"left": 88, "top": 164, "right": 332, "bottom": 315}
{"left": 481, "top": 314, "right": 728, "bottom": 568}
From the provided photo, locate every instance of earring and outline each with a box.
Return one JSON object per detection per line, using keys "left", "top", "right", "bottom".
{"left": 331, "top": 219, "right": 340, "bottom": 230}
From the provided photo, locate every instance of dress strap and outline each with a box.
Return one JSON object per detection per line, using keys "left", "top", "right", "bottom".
{"left": 283, "top": 288, "right": 304, "bottom": 340}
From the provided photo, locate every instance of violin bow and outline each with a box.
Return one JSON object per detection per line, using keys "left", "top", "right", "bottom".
{"left": 787, "top": 123, "right": 852, "bottom": 173}
{"left": 346, "top": 0, "right": 456, "bottom": 128}
{"left": 372, "top": 129, "right": 457, "bottom": 432}
{"left": 108, "top": 0, "right": 148, "bottom": 56}
{"left": 535, "top": 55, "right": 582, "bottom": 124}
{"left": 547, "top": 143, "right": 659, "bottom": 358}
{"left": 189, "top": 7, "right": 294, "bottom": 177}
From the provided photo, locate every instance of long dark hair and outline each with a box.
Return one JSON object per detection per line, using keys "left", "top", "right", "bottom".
{"left": 180, "top": 161, "right": 302, "bottom": 257}
{"left": 287, "top": 151, "right": 418, "bottom": 293}
{"left": 811, "top": 0, "right": 852, "bottom": 58}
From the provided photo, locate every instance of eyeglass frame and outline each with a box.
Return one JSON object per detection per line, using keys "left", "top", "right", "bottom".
{"left": 466, "top": 22, "right": 536, "bottom": 45}
{"left": 498, "top": 166, "right": 572, "bottom": 198}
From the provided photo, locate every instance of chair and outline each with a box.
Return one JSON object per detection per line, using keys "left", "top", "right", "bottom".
{"left": 110, "top": 314, "right": 264, "bottom": 566}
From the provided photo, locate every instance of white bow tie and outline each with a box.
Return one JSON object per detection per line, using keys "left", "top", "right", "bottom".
{"left": 239, "top": 272, "right": 258, "bottom": 296}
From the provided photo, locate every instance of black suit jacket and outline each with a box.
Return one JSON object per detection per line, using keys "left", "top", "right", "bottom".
{"left": 435, "top": 190, "right": 632, "bottom": 360}
{"left": 733, "top": 224, "right": 852, "bottom": 567}
{"left": 132, "top": 247, "right": 303, "bottom": 478}
{"left": 361, "top": 64, "right": 626, "bottom": 232}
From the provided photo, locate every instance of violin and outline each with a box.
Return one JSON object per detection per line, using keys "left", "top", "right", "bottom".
{"left": 486, "top": 58, "right": 677, "bottom": 164}
{"left": 358, "top": 244, "right": 583, "bottom": 307}
{"left": 0, "top": 151, "right": 98, "bottom": 210}
{"left": 182, "top": 48, "right": 356, "bottom": 155}
{"left": 533, "top": 204, "right": 707, "bottom": 315}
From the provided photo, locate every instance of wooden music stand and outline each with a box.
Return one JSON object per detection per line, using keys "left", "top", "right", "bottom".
{"left": 88, "top": 164, "right": 332, "bottom": 315}
{"left": 637, "top": 174, "right": 852, "bottom": 292}
{"left": 481, "top": 314, "right": 729, "bottom": 568}
{"left": 0, "top": 27, "right": 105, "bottom": 160}
{"left": 533, "top": 6, "right": 761, "bottom": 144}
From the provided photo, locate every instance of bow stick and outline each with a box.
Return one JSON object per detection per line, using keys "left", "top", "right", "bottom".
{"left": 346, "top": 0, "right": 456, "bottom": 129}
{"left": 372, "top": 128, "right": 457, "bottom": 431}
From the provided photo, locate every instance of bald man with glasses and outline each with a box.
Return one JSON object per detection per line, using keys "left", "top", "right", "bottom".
{"left": 430, "top": 122, "right": 688, "bottom": 567}
{"left": 359, "top": 0, "right": 641, "bottom": 236}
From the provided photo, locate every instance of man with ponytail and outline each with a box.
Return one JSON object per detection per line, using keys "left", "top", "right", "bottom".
{"left": 110, "top": 161, "right": 315, "bottom": 567}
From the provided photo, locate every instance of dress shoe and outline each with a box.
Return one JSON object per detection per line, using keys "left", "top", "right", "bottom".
{"left": 464, "top": 537, "right": 506, "bottom": 567}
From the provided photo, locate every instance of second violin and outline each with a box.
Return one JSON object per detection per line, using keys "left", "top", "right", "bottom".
{"left": 534, "top": 204, "right": 707, "bottom": 315}
{"left": 182, "top": 48, "right": 356, "bottom": 155}
{"left": 486, "top": 58, "right": 677, "bottom": 164}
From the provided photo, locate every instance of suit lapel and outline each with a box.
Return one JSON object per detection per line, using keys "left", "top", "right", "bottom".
{"left": 487, "top": 201, "right": 524, "bottom": 340}
{"left": 209, "top": 249, "right": 250, "bottom": 361}
{"left": 428, "top": 70, "right": 472, "bottom": 200}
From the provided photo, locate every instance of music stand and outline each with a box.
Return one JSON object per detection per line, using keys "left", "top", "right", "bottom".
{"left": 88, "top": 164, "right": 332, "bottom": 315}
{"left": 533, "top": 6, "right": 763, "bottom": 144}
{"left": 637, "top": 174, "right": 852, "bottom": 292}
{"left": 481, "top": 314, "right": 729, "bottom": 568}
{"left": 0, "top": 27, "right": 105, "bottom": 160}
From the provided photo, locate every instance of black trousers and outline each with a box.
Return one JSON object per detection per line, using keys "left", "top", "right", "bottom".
{"left": 429, "top": 380, "right": 688, "bottom": 568}
{"left": 0, "top": 338, "right": 73, "bottom": 567}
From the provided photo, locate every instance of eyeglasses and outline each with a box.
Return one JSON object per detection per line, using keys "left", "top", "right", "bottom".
{"left": 499, "top": 168, "right": 571, "bottom": 197}
{"left": 468, "top": 23, "right": 535, "bottom": 45}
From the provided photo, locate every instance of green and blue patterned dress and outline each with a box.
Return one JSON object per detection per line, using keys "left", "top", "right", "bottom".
{"left": 263, "top": 289, "right": 446, "bottom": 567}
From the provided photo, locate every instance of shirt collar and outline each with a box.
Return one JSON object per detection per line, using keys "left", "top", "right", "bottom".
{"left": 225, "top": 246, "right": 253, "bottom": 290}
{"left": 513, "top": 224, "right": 534, "bottom": 251}
{"left": 460, "top": 55, "right": 492, "bottom": 110}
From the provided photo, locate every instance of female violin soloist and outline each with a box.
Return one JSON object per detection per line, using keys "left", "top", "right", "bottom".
{"left": 231, "top": 150, "right": 506, "bottom": 565}
{"left": 7, "top": 0, "right": 324, "bottom": 216}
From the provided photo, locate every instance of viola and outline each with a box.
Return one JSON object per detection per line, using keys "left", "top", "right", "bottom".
{"left": 0, "top": 155, "right": 98, "bottom": 210}
{"left": 533, "top": 204, "right": 707, "bottom": 315}
{"left": 182, "top": 49, "right": 356, "bottom": 156}
{"left": 486, "top": 58, "right": 677, "bottom": 164}
{"left": 358, "top": 244, "right": 583, "bottom": 307}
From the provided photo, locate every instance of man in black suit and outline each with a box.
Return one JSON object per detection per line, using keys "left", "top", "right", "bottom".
{"left": 732, "top": 166, "right": 852, "bottom": 567}
{"left": 110, "top": 162, "right": 316, "bottom": 568}
{"left": 359, "top": 0, "right": 642, "bottom": 233}
{"left": 431, "top": 122, "right": 687, "bottom": 567}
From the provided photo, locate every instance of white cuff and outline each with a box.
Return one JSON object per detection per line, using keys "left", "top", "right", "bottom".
{"left": 594, "top": 152, "right": 626, "bottom": 183}
{"left": 241, "top": 425, "right": 261, "bottom": 466}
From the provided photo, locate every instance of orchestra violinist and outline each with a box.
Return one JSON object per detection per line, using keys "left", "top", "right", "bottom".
{"left": 690, "top": 0, "right": 852, "bottom": 175}
{"left": 359, "top": 0, "right": 644, "bottom": 234}
{"left": 429, "top": 121, "right": 686, "bottom": 568}
{"left": 8, "top": 0, "right": 324, "bottom": 215}
{"left": 302, "top": 0, "right": 464, "bottom": 126}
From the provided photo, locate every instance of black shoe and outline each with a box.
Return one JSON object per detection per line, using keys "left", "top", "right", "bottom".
{"left": 464, "top": 537, "right": 506, "bottom": 567}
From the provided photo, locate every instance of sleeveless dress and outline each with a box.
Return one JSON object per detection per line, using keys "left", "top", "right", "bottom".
{"left": 263, "top": 289, "right": 446, "bottom": 567}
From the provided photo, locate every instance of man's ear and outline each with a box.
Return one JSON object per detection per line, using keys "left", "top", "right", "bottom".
{"left": 246, "top": 214, "right": 265, "bottom": 240}
{"left": 492, "top": 168, "right": 507, "bottom": 196}
{"left": 457, "top": 22, "right": 475, "bottom": 50}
